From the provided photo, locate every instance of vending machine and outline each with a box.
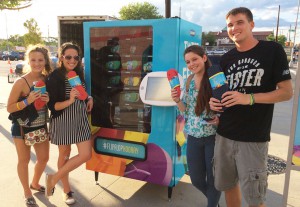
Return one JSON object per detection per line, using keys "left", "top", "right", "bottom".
{"left": 83, "top": 18, "right": 202, "bottom": 198}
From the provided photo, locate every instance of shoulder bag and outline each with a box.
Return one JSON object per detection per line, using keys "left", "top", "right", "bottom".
{"left": 21, "top": 107, "right": 49, "bottom": 146}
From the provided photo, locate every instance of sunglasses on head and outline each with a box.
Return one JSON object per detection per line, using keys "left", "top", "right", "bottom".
{"left": 63, "top": 55, "right": 80, "bottom": 61}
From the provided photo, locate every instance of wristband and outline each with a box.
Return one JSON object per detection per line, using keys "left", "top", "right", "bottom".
{"left": 251, "top": 93, "right": 255, "bottom": 105}
{"left": 88, "top": 96, "right": 93, "bottom": 100}
{"left": 249, "top": 93, "right": 255, "bottom": 105}
{"left": 175, "top": 99, "right": 181, "bottom": 103}
{"left": 16, "top": 102, "right": 21, "bottom": 110}
{"left": 23, "top": 99, "right": 29, "bottom": 106}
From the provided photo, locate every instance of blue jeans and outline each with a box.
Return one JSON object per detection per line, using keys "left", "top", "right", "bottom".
{"left": 187, "top": 135, "right": 221, "bottom": 207}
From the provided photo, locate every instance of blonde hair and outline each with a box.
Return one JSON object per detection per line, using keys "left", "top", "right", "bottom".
{"left": 24, "top": 44, "right": 53, "bottom": 76}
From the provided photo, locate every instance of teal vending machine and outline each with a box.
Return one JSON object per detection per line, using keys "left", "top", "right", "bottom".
{"left": 83, "top": 18, "right": 202, "bottom": 198}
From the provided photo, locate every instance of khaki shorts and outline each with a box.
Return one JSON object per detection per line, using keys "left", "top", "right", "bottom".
{"left": 213, "top": 133, "right": 269, "bottom": 206}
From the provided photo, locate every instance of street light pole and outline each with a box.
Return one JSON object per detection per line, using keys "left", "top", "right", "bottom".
{"left": 5, "top": 12, "right": 9, "bottom": 52}
{"left": 165, "top": 0, "right": 171, "bottom": 18}
{"left": 275, "top": 5, "right": 280, "bottom": 42}
{"left": 289, "top": 0, "right": 300, "bottom": 67}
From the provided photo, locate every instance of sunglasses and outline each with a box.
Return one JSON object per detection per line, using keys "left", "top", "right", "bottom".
{"left": 63, "top": 55, "right": 80, "bottom": 61}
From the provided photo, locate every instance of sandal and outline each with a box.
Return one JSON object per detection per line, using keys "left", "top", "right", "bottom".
{"left": 25, "top": 196, "right": 38, "bottom": 207}
{"left": 30, "top": 184, "right": 45, "bottom": 192}
{"left": 45, "top": 174, "right": 55, "bottom": 198}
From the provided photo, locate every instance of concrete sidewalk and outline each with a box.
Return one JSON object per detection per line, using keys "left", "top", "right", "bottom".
{"left": 0, "top": 74, "right": 299, "bottom": 207}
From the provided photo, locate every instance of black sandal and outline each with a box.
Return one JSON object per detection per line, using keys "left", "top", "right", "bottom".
{"left": 30, "top": 184, "right": 45, "bottom": 192}
{"left": 25, "top": 197, "right": 38, "bottom": 207}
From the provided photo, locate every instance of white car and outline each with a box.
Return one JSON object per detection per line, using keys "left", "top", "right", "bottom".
{"left": 211, "top": 49, "right": 227, "bottom": 55}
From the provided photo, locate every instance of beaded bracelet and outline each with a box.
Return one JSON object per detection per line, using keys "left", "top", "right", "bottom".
{"left": 23, "top": 99, "right": 29, "bottom": 107}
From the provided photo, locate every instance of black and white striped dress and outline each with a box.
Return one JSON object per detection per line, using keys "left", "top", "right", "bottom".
{"left": 49, "top": 79, "right": 91, "bottom": 145}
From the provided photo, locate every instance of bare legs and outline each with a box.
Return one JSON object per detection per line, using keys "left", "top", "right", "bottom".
{"left": 58, "top": 145, "right": 71, "bottom": 193}
{"left": 47, "top": 139, "right": 92, "bottom": 191}
{"left": 14, "top": 138, "right": 49, "bottom": 198}
{"left": 225, "top": 184, "right": 266, "bottom": 207}
{"left": 225, "top": 184, "right": 242, "bottom": 207}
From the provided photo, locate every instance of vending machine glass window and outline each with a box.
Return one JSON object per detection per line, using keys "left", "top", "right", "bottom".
{"left": 89, "top": 26, "right": 153, "bottom": 133}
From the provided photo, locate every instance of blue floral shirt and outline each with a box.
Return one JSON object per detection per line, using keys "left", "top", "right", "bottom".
{"left": 182, "top": 77, "right": 217, "bottom": 138}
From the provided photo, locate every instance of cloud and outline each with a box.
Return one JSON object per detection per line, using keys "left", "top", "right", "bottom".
{"left": 0, "top": 0, "right": 299, "bottom": 41}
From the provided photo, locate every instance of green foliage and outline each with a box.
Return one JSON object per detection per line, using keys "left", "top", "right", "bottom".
{"left": 119, "top": 2, "right": 163, "bottom": 20}
{"left": 0, "top": 0, "right": 31, "bottom": 10}
{"left": 202, "top": 32, "right": 216, "bottom": 46}
{"left": 0, "top": 18, "right": 55, "bottom": 50}
{"left": 23, "top": 18, "right": 44, "bottom": 46}
{"left": 0, "top": 40, "right": 14, "bottom": 51}
{"left": 266, "top": 32, "right": 287, "bottom": 46}
{"left": 44, "top": 37, "right": 58, "bottom": 47}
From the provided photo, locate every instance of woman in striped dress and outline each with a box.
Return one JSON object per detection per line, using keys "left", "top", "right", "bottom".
{"left": 46, "top": 42, "right": 93, "bottom": 204}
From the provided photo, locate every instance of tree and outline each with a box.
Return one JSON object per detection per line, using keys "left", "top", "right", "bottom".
{"left": 43, "top": 37, "right": 58, "bottom": 47}
{"left": 266, "top": 33, "right": 287, "bottom": 46}
{"left": 23, "top": 18, "right": 44, "bottom": 46}
{"left": 8, "top": 34, "right": 24, "bottom": 46}
{"left": 0, "top": 0, "right": 32, "bottom": 10}
{"left": 202, "top": 32, "right": 216, "bottom": 46}
{"left": 119, "top": 2, "right": 163, "bottom": 20}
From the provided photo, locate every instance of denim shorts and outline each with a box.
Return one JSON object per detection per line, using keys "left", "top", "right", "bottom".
{"left": 11, "top": 122, "right": 46, "bottom": 139}
{"left": 213, "top": 133, "right": 269, "bottom": 206}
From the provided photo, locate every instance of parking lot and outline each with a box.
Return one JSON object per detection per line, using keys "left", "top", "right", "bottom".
{"left": 0, "top": 59, "right": 21, "bottom": 72}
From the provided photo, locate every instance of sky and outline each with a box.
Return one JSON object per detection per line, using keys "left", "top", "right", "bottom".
{"left": 0, "top": 0, "right": 300, "bottom": 42}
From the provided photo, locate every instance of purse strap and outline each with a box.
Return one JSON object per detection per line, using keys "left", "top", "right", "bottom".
{"left": 20, "top": 125, "right": 24, "bottom": 137}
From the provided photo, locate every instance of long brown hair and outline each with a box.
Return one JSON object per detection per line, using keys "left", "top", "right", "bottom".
{"left": 184, "top": 45, "right": 213, "bottom": 116}
{"left": 58, "top": 42, "right": 85, "bottom": 83}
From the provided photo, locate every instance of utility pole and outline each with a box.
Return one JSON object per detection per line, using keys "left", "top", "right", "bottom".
{"left": 289, "top": 24, "right": 291, "bottom": 42}
{"left": 289, "top": 0, "right": 300, "bottom": 67}
{"left": 275, "top": 5, "right": 280, "bottom": 42}
{"left": 165, "top": 0, "right": 171, "bottom": 18}
{"left": 5, "top": 12, "right": 9, "bottom": 51}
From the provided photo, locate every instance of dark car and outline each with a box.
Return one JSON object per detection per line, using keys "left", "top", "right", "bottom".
{"left": 15, "top": 61, "right": 26, "bottom": 75}
{"left": 2, "top": 51, "right": 22, "bottom": 61}
{"left": 19, "top": 52, "right": 25, "bottom": 60}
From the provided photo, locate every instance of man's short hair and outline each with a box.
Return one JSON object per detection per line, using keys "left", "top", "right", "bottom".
{"left": 226, "top": 7, "right": 253, "bottom": 22}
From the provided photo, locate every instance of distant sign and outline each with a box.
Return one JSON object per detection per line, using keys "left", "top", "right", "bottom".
{"left": 15, "top": 46, "right": 26, "bottom": 51}
{"left": 284, "top": 47, "right": 292, "bottom": 56}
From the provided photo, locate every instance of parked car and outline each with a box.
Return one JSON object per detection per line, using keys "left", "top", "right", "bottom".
{"left": 50, "top": 55, "right": 58, "bottom": 68}
{"left": 0, "top": 51, "right": 9, "bottom": 60}
{"left": 210, "top": 49, "right": 227, "bottom": 55}
{"left": 19, "top": 52, "right": 25, "bottom": 60}
{"left": 2, "top": 51, "right": 25, "bottom": 61}
{"left": 15, "top": 61, "right": 27, "bottom": 75}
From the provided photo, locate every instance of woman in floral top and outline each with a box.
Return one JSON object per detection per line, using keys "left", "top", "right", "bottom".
{"left": 171, "top": 45, "right": 221, "bottom": 207}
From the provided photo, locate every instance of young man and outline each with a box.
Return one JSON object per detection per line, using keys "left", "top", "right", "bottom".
{"left": 209, "top": 7, "right": 293, "bottom": 207}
